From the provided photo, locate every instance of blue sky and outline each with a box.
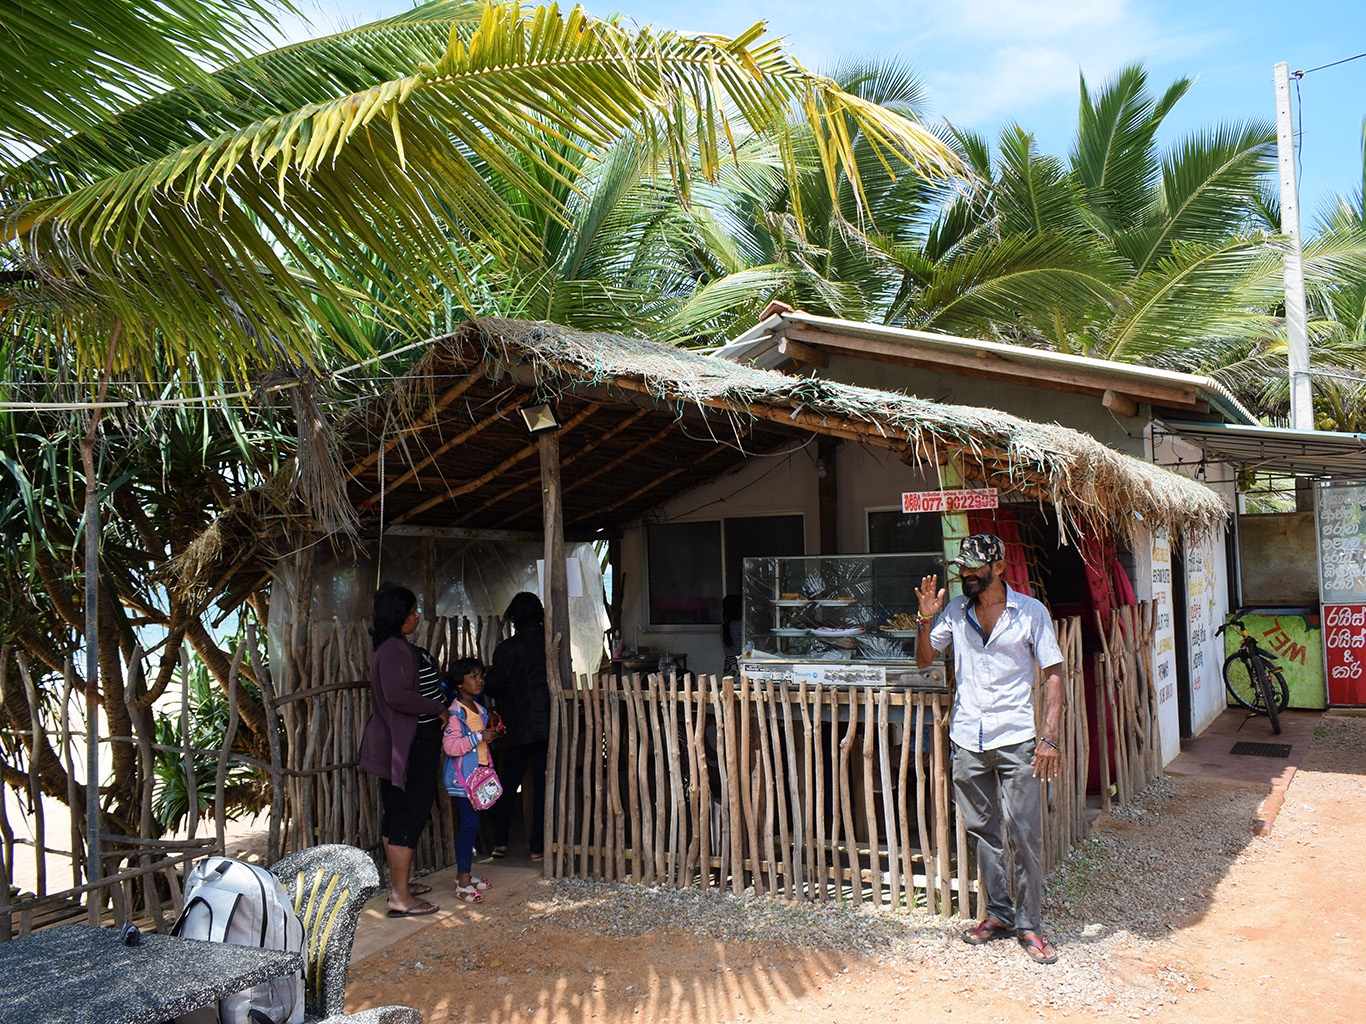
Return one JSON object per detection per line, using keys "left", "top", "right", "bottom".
{"left": 279, "top": 0, "right": 1366, "bottom": 225}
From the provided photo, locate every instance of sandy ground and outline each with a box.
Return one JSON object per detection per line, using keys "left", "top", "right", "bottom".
{"left": 340, "top": 715, "right": 1366, "bottom": 1024}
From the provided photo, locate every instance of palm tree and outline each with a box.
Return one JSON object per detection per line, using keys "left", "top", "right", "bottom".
{"left": 1, "top": 1, "right": 960, "bottom": 379}
{"left": 900, "top": 65, "right": 1283, "bottom": 361}
{"left": 0, "top": 0, "right": 288, "bottom": 166}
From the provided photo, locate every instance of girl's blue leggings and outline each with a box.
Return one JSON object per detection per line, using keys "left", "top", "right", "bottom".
{"left": 453, "top": 794, "right": 480, "bottom": 874}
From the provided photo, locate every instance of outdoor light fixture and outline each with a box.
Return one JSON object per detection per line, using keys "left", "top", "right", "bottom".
{"left": 519, "top": 402, "right": 560, "bottom": 435}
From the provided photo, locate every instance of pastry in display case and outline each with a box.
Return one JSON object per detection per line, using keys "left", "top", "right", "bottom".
{"left": 740, "top": 553, "right": 948, "bottom": 687}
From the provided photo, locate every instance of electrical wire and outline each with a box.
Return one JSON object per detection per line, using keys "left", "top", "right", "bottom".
{"left": 1295, "top": 51, "right": 1366, "bottom": 77}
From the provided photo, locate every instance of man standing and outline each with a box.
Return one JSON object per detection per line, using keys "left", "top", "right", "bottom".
{"left": 915, "top": 533, "right": 1065, "bottom": 965}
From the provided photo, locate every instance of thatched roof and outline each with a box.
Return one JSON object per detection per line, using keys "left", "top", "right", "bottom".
{"left": 344, "top": 317, "right": 1226, "bottom": 539}
{"left": 174, "top": 316, "right": 1227, "bottom": 598}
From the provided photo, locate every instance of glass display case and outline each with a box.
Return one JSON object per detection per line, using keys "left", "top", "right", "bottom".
{"left": 740, "top": 553, "right": 948, "bottom": 688}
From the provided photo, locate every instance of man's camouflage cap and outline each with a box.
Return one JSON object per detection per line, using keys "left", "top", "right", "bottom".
{"left": 950, "top": 533, "right": 1006, "bottom": 569}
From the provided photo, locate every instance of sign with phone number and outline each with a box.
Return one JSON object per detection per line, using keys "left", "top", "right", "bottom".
{"left": 902, "top": 488, "right": 998, "bottom": 513}
{"left": 1324, "top": 603, "right": 1366, "bottom": 704}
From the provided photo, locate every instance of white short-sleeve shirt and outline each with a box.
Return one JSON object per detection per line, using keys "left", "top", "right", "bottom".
{"left": 927, "top": 586, "right": 1065, "bottom": 752}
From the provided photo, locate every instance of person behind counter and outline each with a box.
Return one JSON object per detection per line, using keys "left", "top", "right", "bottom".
{"left": 442, "top": 656, "right": 506, "bottom": 903}
{"left": 484, "top": 591, "right": 551, "bottom": 861}
{"left": 357, "top": 584, "right": 450, "bottom": 917}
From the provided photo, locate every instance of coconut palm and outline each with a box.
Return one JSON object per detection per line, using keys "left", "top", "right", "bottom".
{"left": 1, "top": 0, "right": 960, "bottom": 381}
{"left": 0, "top": 0, "right": 287, "bottom": 166}
{"left": 903, "top": 64, "right": 1283, "bottom": 360}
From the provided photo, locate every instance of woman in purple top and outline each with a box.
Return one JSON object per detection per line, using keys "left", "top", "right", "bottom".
{"left": 357, "top": 584, "right": 449, "bottom": 916}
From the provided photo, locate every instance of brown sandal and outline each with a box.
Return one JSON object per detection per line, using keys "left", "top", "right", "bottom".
{"left": 963, "top": 918, "right": 1013, "bottom": 945}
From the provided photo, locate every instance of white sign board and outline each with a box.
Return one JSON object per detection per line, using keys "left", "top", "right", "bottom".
{"left": 901, "top": 488, "right": 998, "bottom": 513}
{"left": 536, "top": 557, "right": 585, "bottom": 598}
{"left": 792, "top": 663, "right": 887, "bottom": 688}
{"left": 1183, "top": 525, "right": 1230, "bottom": 736}
{"left": 1139, "top": 529, "right": 1181, "bottom": 764}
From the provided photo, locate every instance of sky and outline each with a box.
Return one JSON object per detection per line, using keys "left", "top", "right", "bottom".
{"left": 277, "top": 0, "right": 1366, "bottom": 225}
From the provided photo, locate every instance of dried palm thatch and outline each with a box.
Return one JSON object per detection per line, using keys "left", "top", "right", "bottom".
{"left": 449, "top": 316, "right": 1229, "bottom": 544}
{"left": 170, "top": 315, "right": 1226, "bottom": 599}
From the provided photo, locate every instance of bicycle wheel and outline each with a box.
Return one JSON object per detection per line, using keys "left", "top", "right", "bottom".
{"left": 1223, "top": 652, "right": 1261, "bottom": 711}
{"left": 1265, "top": 664, "right": 1290, "bottom": 712}
{"left": 1252, "top": 657, "right": 1282, "bottom": 734}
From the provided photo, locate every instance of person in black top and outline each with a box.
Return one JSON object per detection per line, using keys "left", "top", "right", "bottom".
{"left": 484, "top": 591, "right": 551, "bottom": 860}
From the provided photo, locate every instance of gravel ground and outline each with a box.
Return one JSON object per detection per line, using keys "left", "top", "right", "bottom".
{"left": 523, "top": 768, "right": 1271, "bottom": 1017}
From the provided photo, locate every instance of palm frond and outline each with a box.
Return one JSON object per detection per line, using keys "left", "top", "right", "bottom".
{"left": 0, "top": 0, "right": 292, "bottom": 166}
{"left": 3, "top": 2, "right": 961, "bottom": 383}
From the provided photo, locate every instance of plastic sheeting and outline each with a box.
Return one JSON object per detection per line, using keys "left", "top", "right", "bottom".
{"left": 268, "top": 536, "right": 609, "bottom": 691}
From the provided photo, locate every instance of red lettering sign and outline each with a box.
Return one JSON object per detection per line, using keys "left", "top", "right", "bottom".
{"left": 1324, "top": 603, "right": 1366, "bottom": 704}
{"left": 901, "top": 488, "right": 999, "bottom": 513}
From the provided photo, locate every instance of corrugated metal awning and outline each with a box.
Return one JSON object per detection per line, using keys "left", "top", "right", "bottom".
{"left": 1159, "top": 420, "right": 1366, "bottom": 478}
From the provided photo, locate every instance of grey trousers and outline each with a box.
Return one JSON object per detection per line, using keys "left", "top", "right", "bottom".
{"left": 952, "top": 739, "right": 1044, "bottom": 933}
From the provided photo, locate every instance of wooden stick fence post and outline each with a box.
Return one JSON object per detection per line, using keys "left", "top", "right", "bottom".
{"left": 838, "top": 690, "right": 860, "bottom": 904}
{"left": 545, "top": 684, "right": 562, "bottom": 878}
{"left": 723, "top": 676, "right": 744, "bottom": 896}
{"left": 877, "top": 688, "right": 899, "bottom": 910}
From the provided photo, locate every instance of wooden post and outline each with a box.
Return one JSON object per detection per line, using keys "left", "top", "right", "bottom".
{"left": 538, "top": 428, "right": 573, "bottom": 701}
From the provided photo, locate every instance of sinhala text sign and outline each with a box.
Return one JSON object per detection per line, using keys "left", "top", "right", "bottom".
{"left": 1316, "top": 481, "right": 1366, "bottom": 705}
{"left": 902, "top": 488, "right": 998, "bottom": 513}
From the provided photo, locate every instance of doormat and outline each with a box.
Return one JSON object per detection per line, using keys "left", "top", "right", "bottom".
{"left": 1230, "top": 741, "right": 1292, "bottom": 758}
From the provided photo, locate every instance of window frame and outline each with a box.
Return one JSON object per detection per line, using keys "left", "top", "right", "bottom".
{"left": 644, "top": 512, "right": 806, "bottom": 630}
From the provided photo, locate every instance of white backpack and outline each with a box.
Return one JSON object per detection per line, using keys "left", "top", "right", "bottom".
{"left": 172, "top": 856, "right": 306, "bottom": 1024}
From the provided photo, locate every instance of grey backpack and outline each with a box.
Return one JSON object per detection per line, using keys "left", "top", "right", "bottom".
{"left": 172, "top": 856, "right": 305, "bottom": 1024}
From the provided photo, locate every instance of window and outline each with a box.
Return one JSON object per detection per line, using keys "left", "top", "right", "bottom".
{"left": 866, "top": 508, "right": 944, "bottom": 583}
{"left": 647, "top": 515, "right": 804, "bottom": 625}
{"left": 867, "top": 509, "right": 942, "bottom": 554}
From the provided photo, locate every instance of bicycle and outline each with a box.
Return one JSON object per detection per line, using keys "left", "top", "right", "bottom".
{"left": 1216, "top": 611, "right": 1290, "bottom": 735}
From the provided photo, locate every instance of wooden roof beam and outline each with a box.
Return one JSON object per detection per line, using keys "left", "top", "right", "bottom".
{"left": 393, "top": 406, "right": 600, "bottom": 524}
{"left": 344, "top": 371, "right": 483, "bottom": 482}
{"left": 452, "top": 406, "right": 652, "bottom": 526}
{"left": 777, "top": 336, "right": 829, "bottom": 368}
{"left": 566, "top": 443, "right": 732, "bottom": 527}
{"left": 361, "top": 409, "right": 506, "bottom": 504}
{"left": 502, "top": 419, "right": 681, "bottom": 524}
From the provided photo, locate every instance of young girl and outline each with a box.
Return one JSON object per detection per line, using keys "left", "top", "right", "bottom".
{"left": 442, "top": 657, "right": 505, "bottom": 903}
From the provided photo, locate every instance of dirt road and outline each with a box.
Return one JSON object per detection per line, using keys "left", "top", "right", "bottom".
{"left": 344, "top": 714, "right": 1366, "bottom": 1023}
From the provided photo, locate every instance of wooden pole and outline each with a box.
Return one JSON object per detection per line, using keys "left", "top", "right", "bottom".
{"left": 537, "top": 427, "right": 573, "bottom": 709}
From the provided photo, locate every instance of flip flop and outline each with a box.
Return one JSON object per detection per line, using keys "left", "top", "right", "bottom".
{"left": 962, "top": 918, "right": 1013, "bottom": 945}
{"left": 490, "top": 847, "right": 508, "bottom": 859}
{"left": 386, "top": 900, "right": 439, "bottom": 918}
{"left": 1018, "top": 932, "right": 1058, "bottom": 965}
{"left": 529, "top": 852, "right": 544, "bottom": 862}
{"left": 408, "top": 883, "right": 433, "bottom": 897}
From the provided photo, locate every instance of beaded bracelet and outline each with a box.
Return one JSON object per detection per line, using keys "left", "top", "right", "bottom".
{"left": 915, "top": 613, "right": 934, "bottom": 624}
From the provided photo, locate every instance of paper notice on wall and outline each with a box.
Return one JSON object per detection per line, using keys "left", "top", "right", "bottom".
{"left": 792, "top": 663, "right": 887, "bottom": 688}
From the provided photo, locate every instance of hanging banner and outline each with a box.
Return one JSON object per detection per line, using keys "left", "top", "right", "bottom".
{"left": 902, "top": 488, "right": 998, "bottom": 513}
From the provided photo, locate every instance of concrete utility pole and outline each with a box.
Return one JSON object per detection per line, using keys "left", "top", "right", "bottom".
{"left": 1274, "top": 61, "right": 1314, "bottom": 432}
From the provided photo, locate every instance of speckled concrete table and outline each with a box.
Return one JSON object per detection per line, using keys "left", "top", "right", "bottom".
{"left": 0, "top": 922, "right": 303, "bottom": 1024}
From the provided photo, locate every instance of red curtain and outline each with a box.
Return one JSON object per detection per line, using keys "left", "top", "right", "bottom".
{"left": 967, "top": 509, "right": 1032, "bottom": 596}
